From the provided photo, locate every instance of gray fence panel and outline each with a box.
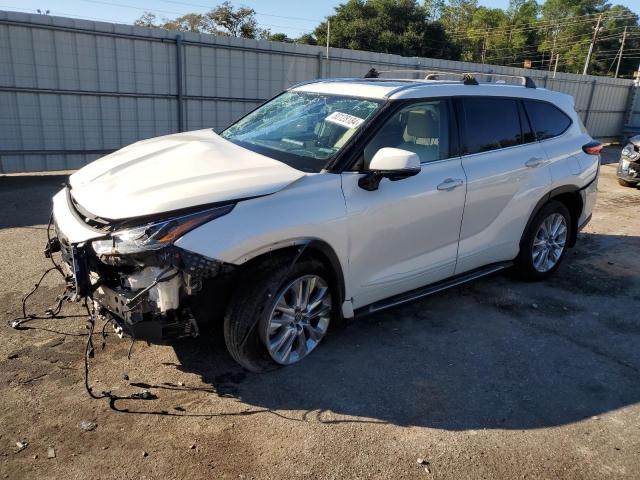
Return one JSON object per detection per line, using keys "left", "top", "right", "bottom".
{"left": 0, "top": 10, "right": 637, "bottom": 173}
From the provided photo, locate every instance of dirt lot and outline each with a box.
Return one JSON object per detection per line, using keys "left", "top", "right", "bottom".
{"left": 0, "top": 147, "right": 639, "bottom": 480}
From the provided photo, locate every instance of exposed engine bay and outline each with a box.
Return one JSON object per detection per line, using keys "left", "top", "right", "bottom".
{"left": 46, "top": 193, "right": 236, "bottom": 344}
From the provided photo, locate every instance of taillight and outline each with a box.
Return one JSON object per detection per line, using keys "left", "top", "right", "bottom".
{"left": 582, "top": 141, "right": 603, "bottom": 155}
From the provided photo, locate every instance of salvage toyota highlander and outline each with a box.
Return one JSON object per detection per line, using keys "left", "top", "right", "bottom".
{"left": 48, "top": 71, "right": 601, "bottom": 372}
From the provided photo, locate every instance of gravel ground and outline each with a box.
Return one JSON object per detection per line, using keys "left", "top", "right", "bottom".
{"left": 0, "top": 147, "right": 638, "bottom": 480}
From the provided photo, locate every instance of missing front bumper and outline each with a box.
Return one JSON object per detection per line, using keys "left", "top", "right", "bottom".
{"left": 95, "top": 284, "right": 199, "bottom": 343}
{"left": 48, "top": 232, "right": 229, "bottom": 343}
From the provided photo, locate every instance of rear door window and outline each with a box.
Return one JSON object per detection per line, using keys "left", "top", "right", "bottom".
{"left": 459, "top": 98, "right": 523, "bottom": 154}
{"left": 523, "top": 100, "right": 572, "bottom": 140}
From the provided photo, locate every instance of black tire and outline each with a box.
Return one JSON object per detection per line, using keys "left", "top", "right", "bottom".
{"left": 617, "top": 178, "right": 637, "bottom": 188}
{"left": 223, "top": 254, "right": 335, "bottom": 372}
{"left": 515, "top": 200, "right": 572, "bottom": 281}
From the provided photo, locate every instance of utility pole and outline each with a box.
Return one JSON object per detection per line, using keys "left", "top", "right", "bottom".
{"left": 615, "top": 26, "right": 627, "bottom": 79}
{"left": 548, "top": 28, "right": 558, "bottom": 71}
{"left": 481, "top": 34, "right": 487, "bottom": 64}
{"left": 326, "top": 19, "right": 330, "bottom": 60}
{"left": 553, "top": 53, "right": 560, "bottom": 78}
{"left": 583, "top": 13, "right": 603, "bottom": 75}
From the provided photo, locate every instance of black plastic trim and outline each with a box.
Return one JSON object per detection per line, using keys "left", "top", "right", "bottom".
{"left": 520, "top": 185, "right": 584, "bottom": 250}
{"left": 355, "top": 261, "right": 512, "bottom": 316}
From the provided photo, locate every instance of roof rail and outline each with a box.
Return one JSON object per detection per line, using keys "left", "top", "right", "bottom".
{"left": 365, "top": 68, "right": 537, "bottom": 89}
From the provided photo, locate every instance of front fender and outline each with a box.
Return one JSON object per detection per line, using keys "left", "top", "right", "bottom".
{"left": 175, "top": 173, "right": 350, "bottom": 295}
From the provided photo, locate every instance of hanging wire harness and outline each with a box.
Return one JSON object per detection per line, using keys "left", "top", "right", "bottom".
{"left": 8, "top": 215, "right": 309, "bottom": 414}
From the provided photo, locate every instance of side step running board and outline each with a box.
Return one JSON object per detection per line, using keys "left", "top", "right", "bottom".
{"left": 357, "top": 262, "right": 513, "bottom": 316}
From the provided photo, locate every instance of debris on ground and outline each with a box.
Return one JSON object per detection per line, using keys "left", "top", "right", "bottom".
{"left": 79, "top": 420, "right": 97, "bottom": 431}
{"left": 18, "top": 373, "right": 47, "bottom": 385}
{"left": 417, "top": 458, "right": 427, "bottom": 465}
{"left": 15, "top": 441, "right": 28, "bottom": 453}
{"left": 142, "top": 451, "right": 149, "bottom": 457}
{"left": 47, "top": 447, "right": 55, "bottom": 459}
{"left": 532, "top": 303, "right": 539, "bottom": 309}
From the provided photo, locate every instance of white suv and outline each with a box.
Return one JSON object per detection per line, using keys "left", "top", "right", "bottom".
{"left": 49, "top": 71, "right": 601, "bottom": 371}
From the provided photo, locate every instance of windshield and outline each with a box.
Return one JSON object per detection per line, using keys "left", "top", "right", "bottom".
{"left": 221, "top": 91, "right": 382, "bottom": 172}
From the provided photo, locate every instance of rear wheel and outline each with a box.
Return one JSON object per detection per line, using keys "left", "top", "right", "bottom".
{"left": 223, "top": 255, "right": 335, "bottom": 372}
{"left": 515, "top": 201, "right": 571, "bottom": 281}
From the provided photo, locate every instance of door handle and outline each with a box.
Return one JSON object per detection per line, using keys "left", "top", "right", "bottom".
{"left": 525, "top": 157, "right": 546, "bottom": 168}
{"left": 437, "top": 178, "right": 464, "bottom": 191}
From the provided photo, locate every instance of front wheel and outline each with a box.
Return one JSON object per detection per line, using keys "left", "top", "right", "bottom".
{"left": 515, "top": 201, "right": 572, "bottom": 281}
{"left": 223, "top": 255, "right": 335, "bottom": 372}
{"left": 617, "top": 178, "right": 637, "bottom": 188}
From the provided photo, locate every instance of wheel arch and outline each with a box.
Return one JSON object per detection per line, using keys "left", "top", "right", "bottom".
{"left": 233, "top": 238, "right": 347, "bottom": 310}
{"left": 521, "top": 185, "right": 584, "bottom": 249}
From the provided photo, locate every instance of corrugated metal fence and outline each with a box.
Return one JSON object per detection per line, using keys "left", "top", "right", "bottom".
{"left": 1, "top": 10, "right": 637, "bottom": 173}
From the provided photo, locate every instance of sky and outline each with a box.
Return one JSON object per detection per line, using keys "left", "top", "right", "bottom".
{"left": 0, "top": 0, "right": 515, "bottom": 37}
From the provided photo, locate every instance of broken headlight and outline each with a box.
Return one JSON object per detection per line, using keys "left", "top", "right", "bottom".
{"left": 91, "top": 204, "right": 234, "bottom": 256}
{"left": 621, "top": 159, "right": 630, "bottom": 171}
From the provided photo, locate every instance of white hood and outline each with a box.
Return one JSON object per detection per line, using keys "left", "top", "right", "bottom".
{"left": 69, "top": 129, "right": 306, "bottom": 220}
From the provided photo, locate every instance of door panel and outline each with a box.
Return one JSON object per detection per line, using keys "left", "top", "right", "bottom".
{"left": 342, "top": 157, "right": 467, "bottom": 309}
{"left": 455, "top": 143, "right": 551, "bottom": 273}
{"left": 454, "top": 96, "right": 552, "bottom": 274}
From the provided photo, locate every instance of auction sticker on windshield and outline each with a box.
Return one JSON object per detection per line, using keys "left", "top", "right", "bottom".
{"left": 325, "top": 111, "right": 365, "bottom": 129}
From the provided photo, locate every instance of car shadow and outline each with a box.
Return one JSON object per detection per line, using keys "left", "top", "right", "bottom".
{"left": 167, "top": 232, "right": 640, "bottom": 431}
{"left": 0, "top": 175, "right": 69, "bottom": 229}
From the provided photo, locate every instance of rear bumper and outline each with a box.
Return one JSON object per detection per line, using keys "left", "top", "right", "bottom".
{"left": 577, "top": 174, "right": 598, "bottom": 233}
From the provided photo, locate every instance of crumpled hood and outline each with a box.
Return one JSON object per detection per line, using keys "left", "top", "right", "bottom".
{"left": 629, "top": 135, "right": 640, "bottom": 147}
{"left": 69, "top": 129, "right": 305, "bottom": 220}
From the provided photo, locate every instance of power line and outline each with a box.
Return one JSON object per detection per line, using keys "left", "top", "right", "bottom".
{"left": 0, "top": 5, "right": 124, "bottom": 23}
{"left": 75, "top": 0, "right": 312, "bottom": 32}
{"left": 448, "top": 13, "right": 638, "bottom": 40}
{"left": 152, "top": 0, "right": 319, "bottom": 23}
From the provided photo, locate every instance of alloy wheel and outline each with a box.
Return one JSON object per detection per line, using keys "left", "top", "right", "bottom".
{"left": 262, "top": 274, "right": 332, "bottom": 365}
{"left": 532, "top": 213, "right": 568, "bottom": 273}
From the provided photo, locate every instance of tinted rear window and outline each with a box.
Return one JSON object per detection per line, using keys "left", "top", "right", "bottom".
{"left": 460, "top": 98, "right": 522, "bottom": 154}
{"left": 523, "top": 100, "right": 572, "bottom": 140}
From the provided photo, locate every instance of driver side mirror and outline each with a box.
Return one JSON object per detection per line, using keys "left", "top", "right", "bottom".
{"left": 358, "top": 148, "right": 421, "bottom": 191}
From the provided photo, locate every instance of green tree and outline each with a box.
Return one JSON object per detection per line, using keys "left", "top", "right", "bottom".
{"left": 134, "top": 2, "right": 260, "bottom": 38}
{"left": 313, "top": 0, "right": 460, "bottom": 59}
{"left": 133, "top": 12, "right": 159, "bottom": 28}
{"left": 539, "top": 0, "right": 607, "bottom": 73}
{"left": 590, "top": 5, "right": 639, "bottom": 76}
{"left": 162, "top": 13, "right": 208, "bottom": 33}
{"left": 440, "top": 0, "right": 478, "bottom": 33}
{"left": 206, "top": 1, "right": 259, "bottom": 37}
{"left": 296, "top": 33, "right": 318, "bottom": 45}
{"left": 264, "top": 32, "right": 293, "bottom": 42}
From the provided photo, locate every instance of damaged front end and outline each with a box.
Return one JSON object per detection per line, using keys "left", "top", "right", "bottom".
{"left": 48, "top": 196, "right": 235, "bottom": 343}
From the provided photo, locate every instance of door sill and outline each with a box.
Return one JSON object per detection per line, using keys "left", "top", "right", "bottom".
{"left": 355, "top": 261, "right": 513, "bottom": 316}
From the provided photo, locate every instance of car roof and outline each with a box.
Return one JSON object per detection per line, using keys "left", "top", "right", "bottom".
{"left": 291, "top": 78, "right": 573, "bottom": 107}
